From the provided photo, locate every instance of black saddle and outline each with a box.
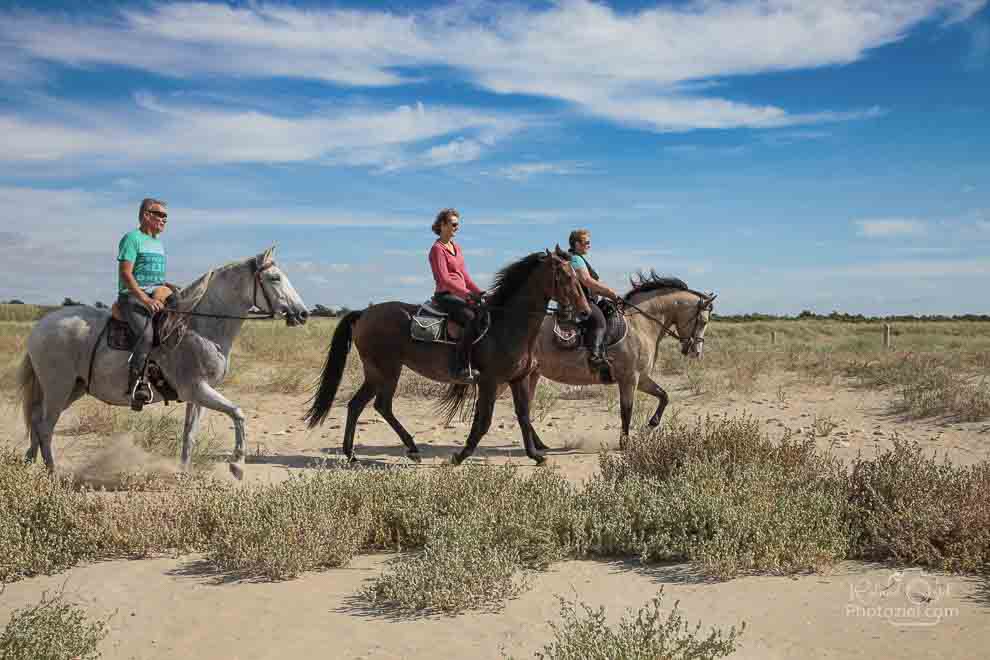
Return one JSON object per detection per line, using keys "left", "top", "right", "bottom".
{"left": 409, "top": 299, "right": 491, "bottom": 345}
{"left": 106, "top": 297, "right": 178, "bottom": 351}
{"left": 552, "top": 299, "right": 627, "bottom": 351}
{"left": 102, "top": 299, "right": 181, "bottom": 405}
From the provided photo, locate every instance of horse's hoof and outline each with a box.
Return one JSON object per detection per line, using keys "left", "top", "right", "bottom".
{"left": 229, "top": 462, "right": 245, "bottom": 481}
{"left": 618, "top": 435, "right": 629, "bottom": 451}
{"left": 407, "top": 451, "right": 422, "bottom": 464}
{"left": 450, "top": 453, "right": 464, "bottom": 466}
{"left": 532, "top": 454, "right": 547, "bottom": 466}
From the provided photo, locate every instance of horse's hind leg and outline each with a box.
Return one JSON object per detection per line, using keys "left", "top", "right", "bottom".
{"left": 372, "top": 372, "right": 420, "bottom": 462}
{"left": 637, "top": 373, "right": 669, "bottom": 428}
{"left": 343, "top": 382, "right": 376, "bottom": 462}
{"left": 510, "top": 378, "right": 546, "bottom": 464}
{"left": 617, "top": 374, "right": 639, "bottom": 450}
{"left": 33, "top": 378, "right": 83, "bottom": 471}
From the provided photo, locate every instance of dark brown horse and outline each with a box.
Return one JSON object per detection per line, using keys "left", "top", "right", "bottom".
{"left": 303, "top": 247, "right": 591, "bottom": 465}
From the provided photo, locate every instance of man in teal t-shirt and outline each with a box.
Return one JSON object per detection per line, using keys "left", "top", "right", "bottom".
{"left": 117, "top": 198, "right": 171, "bottom": 409}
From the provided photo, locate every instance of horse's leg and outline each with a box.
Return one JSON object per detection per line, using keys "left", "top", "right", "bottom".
{"left": 526, "top": 370, "right": 550, "bottom": 452}
{"left": 343, "top": 381, "right": 376, "bottom": 462}
{"left": 510, "top": 378, "right": 546, "bottom": 465}
{"left": 637, "top": 373, "right": 669, "bottom": 428}
{"left": 372, "top": 371, "right": 420, "bottom": 462}
{"left": 179, "top": 402, "right": 203, "bottom": 471}
{"left": 452, "top": 380, "right": 497, "bottom": 465}
{"left": 34, "top": 377, "right": 80, "bottom": 472}
{"left": 617, "top": 374, "right": 639, "bottom": 451}
{"left": 187, "top": 381, "right": 247, "bottom": 480}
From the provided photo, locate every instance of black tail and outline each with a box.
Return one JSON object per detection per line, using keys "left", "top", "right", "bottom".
{"left": 304, "top": 311, "right": 362, "bottom": 428}
{"left": 435, "top": 383, "right": 477, "bottom": 426}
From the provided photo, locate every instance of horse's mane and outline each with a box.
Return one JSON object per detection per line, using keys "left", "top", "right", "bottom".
{"left": 176, "top": 257, "right": 257, "bottom": 311}
{"left": 487, "top": 252, "right": 546, "bottom": 308}
{"left": 623, "top": 270, "right": 689, "bottom": 301}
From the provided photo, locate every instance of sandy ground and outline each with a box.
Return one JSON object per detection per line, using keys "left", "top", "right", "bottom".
{"left": 1, "top": 373, "right": 989, "bottom": 658}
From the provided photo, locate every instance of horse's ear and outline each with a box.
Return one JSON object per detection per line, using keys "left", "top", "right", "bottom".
{"left": 261, "top": 244, "right": 276, "bottom": 264}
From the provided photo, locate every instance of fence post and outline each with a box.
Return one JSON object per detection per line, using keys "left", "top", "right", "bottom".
{"left": 771, "top": 330, "right": 776, "bottom": 345}
{"left": 883, "top": 323, "right": 891, "bottom": 349}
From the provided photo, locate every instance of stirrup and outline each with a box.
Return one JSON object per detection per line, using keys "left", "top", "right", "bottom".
{"left": 130, "top": 379, "right": 154, "bottom": 411}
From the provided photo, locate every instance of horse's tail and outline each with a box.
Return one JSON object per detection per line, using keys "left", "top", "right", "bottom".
{"left": 16, "top": 354, "right": 39, "bottom": 434}
{"left": 436, "top": 383, "right": 476, "bottom": 426}
{"left": 303, "top": 311, "right": 362, "bottom": 428}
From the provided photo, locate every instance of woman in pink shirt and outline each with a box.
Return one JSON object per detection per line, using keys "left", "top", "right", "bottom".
{"left": 429, "top": 207, "right": 484, "bottom": 383}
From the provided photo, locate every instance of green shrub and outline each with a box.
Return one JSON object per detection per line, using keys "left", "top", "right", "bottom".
{"left": 527, "top": 589, "right": 743, "bottom": 660}
{"left": 0, "top": 588, "right": 111, "bottom": 660}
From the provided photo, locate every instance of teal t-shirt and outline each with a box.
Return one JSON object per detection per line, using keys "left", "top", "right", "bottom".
{"left": 117, "top": 229, "right": 166, "bottom": 293}
{"left": 570, "top": 254, "right": 588, "bottom": 272}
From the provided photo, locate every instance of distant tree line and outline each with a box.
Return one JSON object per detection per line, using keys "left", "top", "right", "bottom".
{"left": 714, "top": 310, "right": 990, "bottom": 323}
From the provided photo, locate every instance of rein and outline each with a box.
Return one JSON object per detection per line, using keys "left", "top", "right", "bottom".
{"left": 166, "top": 258, "right": 279, "bottom": 321}
{"left": 619, "top": 291, "right": 715, "bottom": 347}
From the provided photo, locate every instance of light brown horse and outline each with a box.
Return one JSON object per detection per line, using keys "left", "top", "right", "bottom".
{"left": 303, "top": 247, "right": 591, "bottom": 465}
{"left": 523, "top": 273, "right": 715, "bottom": 448}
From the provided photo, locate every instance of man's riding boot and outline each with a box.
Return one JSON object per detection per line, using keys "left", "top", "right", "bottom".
{"left": 127, "top": 362, "right": 152, "bottom": 411}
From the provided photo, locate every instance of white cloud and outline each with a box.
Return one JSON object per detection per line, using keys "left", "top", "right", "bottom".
{"left": 0, "top": 96, "right": 523, "bottom": 170}
{"left": 4, "top": 1, "right": 979, "bottom": 133}
{"left": 855, "top": 218, "right": 929, "bottom": 237}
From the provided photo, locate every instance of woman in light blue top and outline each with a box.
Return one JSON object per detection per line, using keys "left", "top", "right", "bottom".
{"left": 567, "top": 229, "right": 619, "bottom": 367}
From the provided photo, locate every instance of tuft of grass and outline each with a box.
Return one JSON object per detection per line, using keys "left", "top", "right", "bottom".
{"left": 812, "top": 414, "right": 838, "bottom": 437}
{"left": 526, "top": 589, "right": 743, "bottom": 660}
{"left": 0, "top": 587, "right": 112, "bottom": 660}
{"left": 531, "top": 382, "right": 560, "bottom": 423}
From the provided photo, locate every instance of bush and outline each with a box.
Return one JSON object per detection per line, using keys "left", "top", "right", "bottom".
{"left": 848, "top": 438, "right": 990, "bottom": 572}
{"left": 0, "top": 588, "right": 111, "bottom": 660}
{"left": 527, "top": 589, "right": 743, "bottom": 660}
{"left": 199, "top": 473, "right": 369, "bottom": 580}
{"left": 362, "top": 516, "right": 527, "bottom": 613}
{"left": 0, "top": 452, "right": 94, "bottom": 583}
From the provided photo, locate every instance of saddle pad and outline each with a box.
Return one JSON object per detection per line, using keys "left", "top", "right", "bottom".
{"left": 107, "top": 318, "right": 135, "bottom": 351}
{"left": 552, "top": 311, "right": 627, "bottom": 351}
{"left": 411, "top": 314, "right": 446, "bottom": 343}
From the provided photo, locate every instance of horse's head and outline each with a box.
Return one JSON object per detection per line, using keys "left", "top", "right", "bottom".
{"left": 669, "top": 290, "right": 716, "bottom": 358}
{"left": 548, "top": 245, "right": 592, "bottom": 319}
{"left": 251, "top": 246, "right": 309, "bottom": 326}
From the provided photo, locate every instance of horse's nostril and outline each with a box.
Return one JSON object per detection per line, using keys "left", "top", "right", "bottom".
{"left": 300, "top": 310, "right": 309, "bottom": 320}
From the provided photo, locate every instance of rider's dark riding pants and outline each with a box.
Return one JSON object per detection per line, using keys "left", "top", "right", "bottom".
{"left": 434, "top": 292, "right": 478, "bottom": 371}
{"left": 583, "top": 301, "right": 607, "bottom": 352}
{"left": 117, "top": 292, "right": 154, "bottom": 373}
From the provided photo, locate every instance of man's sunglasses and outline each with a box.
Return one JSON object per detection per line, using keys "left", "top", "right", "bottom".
{"left": 147, "top": 210, "right": 168, "bottom": 220}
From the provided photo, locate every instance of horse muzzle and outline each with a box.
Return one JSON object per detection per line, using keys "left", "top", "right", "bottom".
{"left": 284, "top": 307, "right": 309, "bottom": 327}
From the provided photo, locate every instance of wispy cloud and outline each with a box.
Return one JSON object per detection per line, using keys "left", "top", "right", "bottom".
{"left": 855, "top": 218, "right": 929, "bottom": 238}
{"left": 494, "top": 161, "right": 588, "bottom": 181}
{"left": 0, "top": 95, "right": 524, "bottom": 171}
{"left": 3, "top": 1, "right": 976, "bottom": 133}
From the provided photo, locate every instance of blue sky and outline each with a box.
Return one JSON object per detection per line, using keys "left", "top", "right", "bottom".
{"left": 0, "top": 0, "right": 987, "bottom": 315}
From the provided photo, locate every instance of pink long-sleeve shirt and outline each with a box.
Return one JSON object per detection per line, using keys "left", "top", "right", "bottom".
{"left": 429, "top": 240, "right": 482, "bottom": 299}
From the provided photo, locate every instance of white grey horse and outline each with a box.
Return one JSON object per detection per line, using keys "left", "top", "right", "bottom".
{"left": 17, "top": 246, "right": 309, "bottom": 479}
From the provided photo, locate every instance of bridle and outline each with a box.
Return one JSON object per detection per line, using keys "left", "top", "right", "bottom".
{"left": 249, "top": 257, "right": 278, "bottom": 319}
{"left": 621, "top": 290, "right": 716, "bottom": 355}
{"left": 165, "top": 257, "right": 280, "bottom": 321}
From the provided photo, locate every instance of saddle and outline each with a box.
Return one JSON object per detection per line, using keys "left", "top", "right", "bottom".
{"left": 103, "top": 299, "right": 182, "bottom": 405}
{"left": 107, "top": 297, "right": 178, "bottom": 351}
{"left": 410, "top": 299, "right": 490, "bottom": 345}
{"left": 553, "top": 299, "right": 627, "bottom": 351}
